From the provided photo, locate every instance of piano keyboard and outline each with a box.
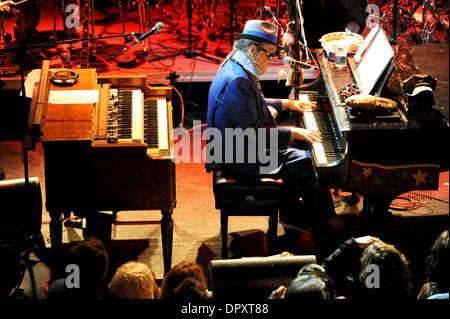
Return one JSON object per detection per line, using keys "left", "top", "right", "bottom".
{"left": 299, "top": 93, "right": 346, "bottom": 167}
{"left": 108, "top": 89, "right": 170, "bottom": 154}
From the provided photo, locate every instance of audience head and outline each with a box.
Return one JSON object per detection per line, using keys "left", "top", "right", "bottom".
{"left": 160, "top": 260, "right": 209, "bottom": 299}
{"left": 166, "top": 277, "right": 210, "bottom": 300}
{"left": 47, "top": 237, "right": 109, "bottom": 299}
{"left": 285, "top": 263, "right": 337, "bottom": 300}
{"left": 359, "top": 241, "right": 413, "bottom": 298}
{"left": 108, "top": 261, "right": 160, "bottom": 299}
{"left": 425, "top": 229, "right": 449, "bottom": 292}
{"left": 65, "top": 237, "right": 109, "bottom": 295}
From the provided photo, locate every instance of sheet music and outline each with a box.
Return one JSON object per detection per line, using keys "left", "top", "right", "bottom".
{"left": 356, "top": 28, "right": 395, "bottom": 94}
{"left": 48, "top": 90, "right": 99, "bottom": 104}
{"left": 354, "top": 26, "right": 379, "bottom": 64}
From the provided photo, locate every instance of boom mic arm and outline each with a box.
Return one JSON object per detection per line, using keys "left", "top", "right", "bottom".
{"left": 283, "top": 56, "right": 318, "bottom": 70}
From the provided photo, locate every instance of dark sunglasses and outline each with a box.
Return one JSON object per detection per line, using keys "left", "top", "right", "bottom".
{"left": 254, "top": 45, "right": 278, "bottom": 59}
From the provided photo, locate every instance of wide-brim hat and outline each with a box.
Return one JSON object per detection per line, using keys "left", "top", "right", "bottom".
{"left": 236, "top": 20, "right": 282, "bottom": 49}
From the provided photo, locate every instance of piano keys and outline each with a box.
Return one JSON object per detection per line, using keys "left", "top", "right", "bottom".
{"left": 27, "top": 61, "right": 176, "bottom": 274}
{"left": 298, "top": 92, "right": 347, "bottom": 167}
{"left": 296, "top": 89, "right": 349, "bottom": 187}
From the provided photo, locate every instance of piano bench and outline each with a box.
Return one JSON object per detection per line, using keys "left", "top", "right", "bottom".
{"left": 212, "top": 170, "right": 284, "bottom": 259}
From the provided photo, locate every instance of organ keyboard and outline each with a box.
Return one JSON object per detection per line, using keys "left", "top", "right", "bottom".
{"left": 26, "top": 61, "right": 176, "bottom": 274}
{"left": 116, "top": 89, "right": 144, "bottom": 143}
{"left": 107, "top": 89, "right": 170, "bottom": 155}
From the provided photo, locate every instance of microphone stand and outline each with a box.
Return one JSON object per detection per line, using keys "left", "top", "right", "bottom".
{"left": 137, "top": 0, "right": 149, "bottom": 54}
{"left": 393, "top": 0, "right": 400, "bottom": 43}
{"left": 17, "top": 45, "right": 29, "bottom": 187}
{"left": 296, "top": 0, "right": 316, "bottom": 66}
{"left": 148, "top": 0, "right": 220, "bottom": 64}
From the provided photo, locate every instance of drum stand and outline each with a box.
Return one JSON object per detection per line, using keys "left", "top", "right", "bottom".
{"left": 381, "top": 0, "right": 449, "bottom": 43}
{"left": 406, "top": 0, "right": 449, "bottom": 43}
{"left": 380, "top": 0, "right": 422, "bottom": 42}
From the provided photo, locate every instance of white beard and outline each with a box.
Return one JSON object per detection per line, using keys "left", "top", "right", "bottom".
{"left": 233, "top": 50, "right": 264, "bottom": 78}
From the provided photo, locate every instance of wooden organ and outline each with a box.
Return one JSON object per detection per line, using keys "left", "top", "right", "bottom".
{"left": 26, "top": 60, "right": 176, "bottom": 274}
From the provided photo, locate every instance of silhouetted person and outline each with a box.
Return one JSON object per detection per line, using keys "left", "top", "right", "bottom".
{"left": 418, "top": 230, "right": 449, "bottom": 299}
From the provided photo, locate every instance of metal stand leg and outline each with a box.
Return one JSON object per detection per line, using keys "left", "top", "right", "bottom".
{"left": 52, "top": 0, "right": 58, "bottom": 40}
{"left": 230, "top": 0, "right": 235, "bottom": 46}
{"left": 220, "top": 211, "right": 228, "bottom": 259}
{"left": 161, "top": 209, "right": 173, "bottom": 275}
{"left": 90, "top": 0, "right": 96, "bottom": 54}
{"left": 118, "top": 0, "right": 131, "bottom": 42}
{"left": 138, "top": 0, "right": 146, "bottom": 53}
{"left": 49, "top": 210, "right": 63, "bottom": 247}
{"left": 267, "top": 210, "right": 278, "bottom": 255}
{"left": 359, "top": 194, "right": 395, "bottom": 239}
{"left": 419, "top": 0, "right": 449, "bottom": 43}
{"left": 381, "top": 0, "right": 421, "bottom": 42}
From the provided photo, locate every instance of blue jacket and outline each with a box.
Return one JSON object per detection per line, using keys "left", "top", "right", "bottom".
{"left": 206, "top": 59, "right": 298, "bottom": 176}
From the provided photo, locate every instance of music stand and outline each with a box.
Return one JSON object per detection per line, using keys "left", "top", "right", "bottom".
{"left": 355, "top": 27, "right": 395, "bottom": 96}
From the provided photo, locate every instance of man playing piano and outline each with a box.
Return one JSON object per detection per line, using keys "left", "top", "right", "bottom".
{"left": 206, "top": 20, "right": 344, "bottom": 258}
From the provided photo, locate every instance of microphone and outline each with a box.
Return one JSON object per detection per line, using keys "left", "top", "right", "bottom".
{"left": 123, "top": 22, "right": 164, "bottom": 52}
{"left": 283, "top": 56, "right": 318, "bottom": 70}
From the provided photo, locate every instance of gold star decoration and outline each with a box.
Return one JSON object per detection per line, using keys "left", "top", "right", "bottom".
{"left": 362, "top": 167, "right": 372, "bottom": 179}
{"left": 412, "top": 169, "right": 428, "bottom": 186}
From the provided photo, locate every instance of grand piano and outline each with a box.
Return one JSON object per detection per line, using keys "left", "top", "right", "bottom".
{"left": 26, "top": 60, "right": 176, "bottom": 274}
{"left": 295, "top": 44, "right": 448, "bottom": 236}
